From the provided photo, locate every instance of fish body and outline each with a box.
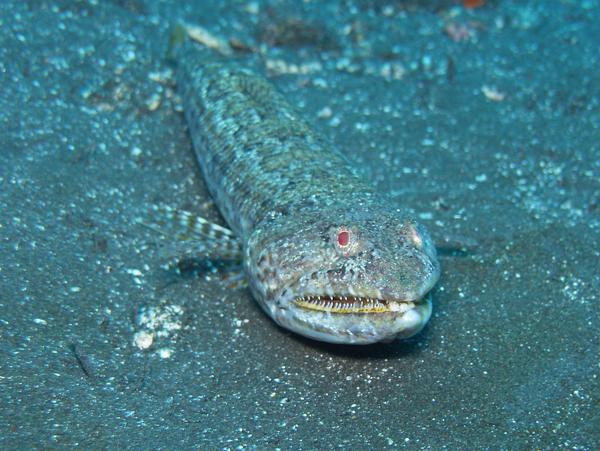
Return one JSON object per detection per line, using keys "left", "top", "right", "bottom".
{"left": 170, "top": 45, "right": 440, "bottom": 344}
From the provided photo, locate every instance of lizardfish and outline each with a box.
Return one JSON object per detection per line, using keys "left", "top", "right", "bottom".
{"left": 147, "top": 38, "right": 440, "bottom": 344}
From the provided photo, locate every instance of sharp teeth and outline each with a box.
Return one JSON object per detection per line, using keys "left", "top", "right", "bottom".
{"left": 295, "top": 293, "right": 393, "bottom": 313}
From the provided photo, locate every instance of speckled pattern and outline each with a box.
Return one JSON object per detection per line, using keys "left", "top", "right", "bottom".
{"left": 177, "top": 46, "right": 375, "bottom": 235}
{"left": 1, "top": 0, "right": 599, "bottom": 448}
{"left": 176, "top": 45, "right": 439, "bottom": 343}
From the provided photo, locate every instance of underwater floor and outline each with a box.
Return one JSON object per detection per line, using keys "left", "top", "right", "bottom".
{"left": 1, "top": 0, "right": 598, "bottom": 448}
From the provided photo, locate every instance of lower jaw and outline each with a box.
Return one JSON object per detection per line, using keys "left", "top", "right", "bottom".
{"left": 275, "top": 295, "right": 432, "bottom": 345}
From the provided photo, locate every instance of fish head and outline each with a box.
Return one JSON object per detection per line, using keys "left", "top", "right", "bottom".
{"left": 245, "top": 206, "right": 440, "bottom": 344}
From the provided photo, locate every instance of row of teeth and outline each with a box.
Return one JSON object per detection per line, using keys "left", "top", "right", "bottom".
{"left": 294, "top": 295, "right": 390, "bottom": 313}
{"left": 298, "top": 295, "right": 385, "bottom": 304}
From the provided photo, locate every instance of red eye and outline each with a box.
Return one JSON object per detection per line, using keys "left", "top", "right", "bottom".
{"left": 337, "top": 230, "right": 349, "bottom": 247}
{"left": 332, "top": 227, "right": 361, "bottom": 256}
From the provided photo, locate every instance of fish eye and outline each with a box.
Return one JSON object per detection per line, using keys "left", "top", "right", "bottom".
{"left": 331, "top": 226, "right": 361, "bottom": 256}
{"left": 406, "top": 224, "right": 423, "bottom": 249}
{"left": 337, "top": 230, "right": 350, "bottom": 247}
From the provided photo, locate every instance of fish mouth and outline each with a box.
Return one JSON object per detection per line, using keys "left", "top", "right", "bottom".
{"left": 293, "top": 294, "right": 420, "bottom": 314}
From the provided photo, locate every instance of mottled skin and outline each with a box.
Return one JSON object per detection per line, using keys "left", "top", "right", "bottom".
{"left": 177, "top": 46, "right": 440, "bottom": 344}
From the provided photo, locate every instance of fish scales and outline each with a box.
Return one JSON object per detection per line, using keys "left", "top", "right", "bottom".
{"left": 177, "top": 50, "right": 374, "bottom": 237}
{"left": 173, "top": 44, "right": 440, "bottom": 344}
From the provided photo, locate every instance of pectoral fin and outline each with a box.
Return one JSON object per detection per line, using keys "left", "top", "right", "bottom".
{"left": 139, "top": 204, "right": 242, "bottom": 262}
